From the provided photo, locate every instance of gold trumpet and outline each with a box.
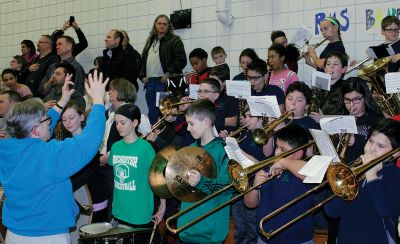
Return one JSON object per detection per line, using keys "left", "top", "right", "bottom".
{"left": 165, "top": 140, "right": 316, "bottom": 234}
{"left": 252, "top": 110, "right": 294, "bottom": 145}
{"left": 159, "top": 98, "right": 193, "bottom": 116}
{"left": 259, "top": 146, "right": 400, "bottom": 240}
{"left": 298, "top": 37, "right": 329, "bottom": 61}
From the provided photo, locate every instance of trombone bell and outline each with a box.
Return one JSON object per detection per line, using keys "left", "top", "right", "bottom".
{"left": 326, "top": 163, "right": 358, "bottom": 201}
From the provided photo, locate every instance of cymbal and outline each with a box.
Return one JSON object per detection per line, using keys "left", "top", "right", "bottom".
{"left": 165, "top": 146, "right": 216, "bottom": 202}
{"left": 359, "top": 56, "right": 391, "bottom": 76}
{"left": 149, "top": 146, "right": 177, "bottom": 199}
{"left": 79, "top": 226, "right": 152, "bottom": 240}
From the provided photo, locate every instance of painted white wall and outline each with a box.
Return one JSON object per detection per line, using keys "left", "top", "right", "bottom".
{"left": 0, "top": 0, "right": 399, "bottom": 86}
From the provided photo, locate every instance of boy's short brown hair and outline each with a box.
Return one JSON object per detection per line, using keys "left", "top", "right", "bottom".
{"left": 381, "top": 16, "right": 400, "bottom": 30}
{"left": 211, "top": 46, "right": 226, "bottom": 56}
{"left": 186, "top": 99, "right": 216, "bottom": 125}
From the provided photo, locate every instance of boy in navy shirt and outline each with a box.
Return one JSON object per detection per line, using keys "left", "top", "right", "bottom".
{"left": 246, "top": 58, "right": 285, "bottom": 113}
{"left": 244, "top": 125, "right": 314, "bottom": 244}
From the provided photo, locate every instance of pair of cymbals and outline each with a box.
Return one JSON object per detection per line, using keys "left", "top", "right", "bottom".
{"left": 149, "top": 146, "right": 217, "bottom": 202}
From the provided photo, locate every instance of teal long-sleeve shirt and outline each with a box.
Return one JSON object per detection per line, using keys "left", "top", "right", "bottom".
{"left": 178, "top": 138, "right": 233, "bottom": 243}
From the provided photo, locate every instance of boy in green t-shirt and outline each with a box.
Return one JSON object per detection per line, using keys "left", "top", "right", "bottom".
{"left": 177, "top": 99, "right": 232, "bottom": 243}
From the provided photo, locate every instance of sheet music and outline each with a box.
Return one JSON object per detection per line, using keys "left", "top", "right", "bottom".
{"left": 299, "top": 155, "right": 333, "bottom": 184}
{"left": 156, "top": 91, "right": 171, "bottom": 107}
{"left": 384, "top": 72, "right": 400, "bottom": 94}
{"left": 247, "top": 96, "right": 281, "bottom": 118}
{"left": 139, "top": 114, "right": 152, "bottom": 136}
{"left": 310, "top": 129, "right": 340, "bottom": 162}
{"left": 226, "top": 80, "right": 252, "bottom": 98}
{"left": 320, "top": 116, "right": 358, "bottom": 135}
{"left": 312, "top": 70, "right": 331, "bottom": 91}
{"left": 291, "top": 26, "right": 313, "bottom": 48}
{"left": 225, "top": 137, "right": 255, "bottom": 168}
{"left": 189, "top": 84, "right": 200, "bottom": 99}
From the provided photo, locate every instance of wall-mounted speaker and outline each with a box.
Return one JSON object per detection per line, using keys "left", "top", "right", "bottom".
{"left": 170, "top": 9, "right": 191, "bottom": 29}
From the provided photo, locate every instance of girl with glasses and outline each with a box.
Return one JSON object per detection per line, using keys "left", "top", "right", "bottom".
{"left": 338, "top": 77, "right": 383, "bottom": 163}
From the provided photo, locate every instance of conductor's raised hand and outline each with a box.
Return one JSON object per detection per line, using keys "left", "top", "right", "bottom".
{"left": 85, "top": 70, "right": 109, "bottom": 105}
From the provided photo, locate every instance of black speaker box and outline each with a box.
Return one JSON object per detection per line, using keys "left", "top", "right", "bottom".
{"left": 170, "top": 9, "right": 191, "bottom": 29}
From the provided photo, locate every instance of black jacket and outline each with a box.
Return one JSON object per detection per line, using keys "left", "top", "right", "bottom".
{"left": 101, "top": 45, "right": 139, "bottom": 91}
{"left": 139, "top": 33, "right": 187, "bottom": 80}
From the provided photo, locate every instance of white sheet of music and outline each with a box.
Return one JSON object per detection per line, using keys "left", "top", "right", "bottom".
{"left": 384, "top": 72, "right": 400, "bottom": 94}
{"left": 139, "top": 114, "right": 152, "bottom": 137}
{"left": 312, "top": 70, "right": 331, "bottom": 91}
{"left": 189, "top": 84, "right": 200, "bottom": 99}
{"left": 299, "top": 155, "right": 333, "bottom": 183}
{"left": 226, "top": 80, "right": 252, "bottom": 98}
{"left": 320, "top": 115, "right": 358, "bottom": 135}
{"left": 225, "top": 137, "right": 255, "bottom": 169}
{"left": 156, "top": 91, "right": 171, "bottom": 107}
{"left": 310, "top": 129, "right": 340, "bottom": 162}
{"left": 247, "top": 96, "right": 281, "bottom": 118}
{"left": 291, "top": 26, "right": 313, "bottom": 48}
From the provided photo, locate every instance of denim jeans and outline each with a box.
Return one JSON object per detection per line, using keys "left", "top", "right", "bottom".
{"left": 232, "top": 198, "right": 258, "bottom": 244}
{"left": 145, "top": 77, "right": 166, "bottom": 125}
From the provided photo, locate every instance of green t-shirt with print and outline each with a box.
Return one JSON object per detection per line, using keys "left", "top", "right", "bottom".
{"left": 108, "top": 138, "right": 156, "bottom": 225}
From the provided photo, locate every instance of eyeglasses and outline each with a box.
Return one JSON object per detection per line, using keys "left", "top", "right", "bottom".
{"left": 197, "top": 89, "right": 218, "bottom": 94}
{"left": 384, "top": 28, "right": 400, "bottom": 33}
{"left": 37, "top": 41, "right": 49, "bottom": 44}
{"left": 40, "top": 116, "right": 52, "bottom": 125}
{"left": 247, "top": 75, "right": 264, "bottom": 81}
{"left": 344, "top": 96, "right": 364, "bottom": 104}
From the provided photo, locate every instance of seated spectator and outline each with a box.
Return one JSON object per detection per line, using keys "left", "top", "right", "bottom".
{"left": 20, "top": 39, "right": 38, "bottom": 64}
{"left": 1, "top": 69, "right": 32, "bottom": 99}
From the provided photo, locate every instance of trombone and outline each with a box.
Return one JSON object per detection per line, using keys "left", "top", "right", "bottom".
{"left": 345, "top": 57, "right": 372, "bottom": 75}
{"left": 159, "top": 98, "right": 193, "bottom": 116}
{"left": 228, "top": 124, "right": 248, "bottom": 143}
{"left": 140, "top": 115, "right": 168, "bottom": 139}
{"left": 252, "top": 110, "right": 294, "bottom": 145}
{"left": 259, "top": 146, "right": 400, "bottom": 240}
{"left": 165, "top": 140, "right": 316, "bottom": 234}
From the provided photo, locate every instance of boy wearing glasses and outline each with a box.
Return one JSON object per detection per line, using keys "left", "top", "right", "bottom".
{"left": 246, "top": 59, "right": 285, "bottom": 113}
{"left": 380, "top": 16, "right": 400, "bottom": 72}
{"left": 197, "top": 78, "right": 238, "bottom": 132}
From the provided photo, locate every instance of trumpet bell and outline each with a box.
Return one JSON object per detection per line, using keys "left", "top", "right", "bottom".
{"left": 252, "top": 128, "right": 268, "bottom": 145}
{"left": 165, "top": 146, "right": 217, "bottom": 202}
{"left": 149, "top": 146, "right": 177, "bottom": 199}
{"left": 228, "top": 160, "right": 249, "bottom": 192}
{"left": 326, "top": 163, "right": 359, "bottom": 201}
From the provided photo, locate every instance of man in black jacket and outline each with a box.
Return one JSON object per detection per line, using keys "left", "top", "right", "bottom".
{"left": 24, "top": 35, "right": 60, "bottom": 97}
{"left": 51, "top": 18, "right": 88, "bottom": 57}
{"left": 139, "top": 14, "right": 187, "bottom": 125}
{"left": 101, "top": 29, "right": 139, "bottom": 91}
